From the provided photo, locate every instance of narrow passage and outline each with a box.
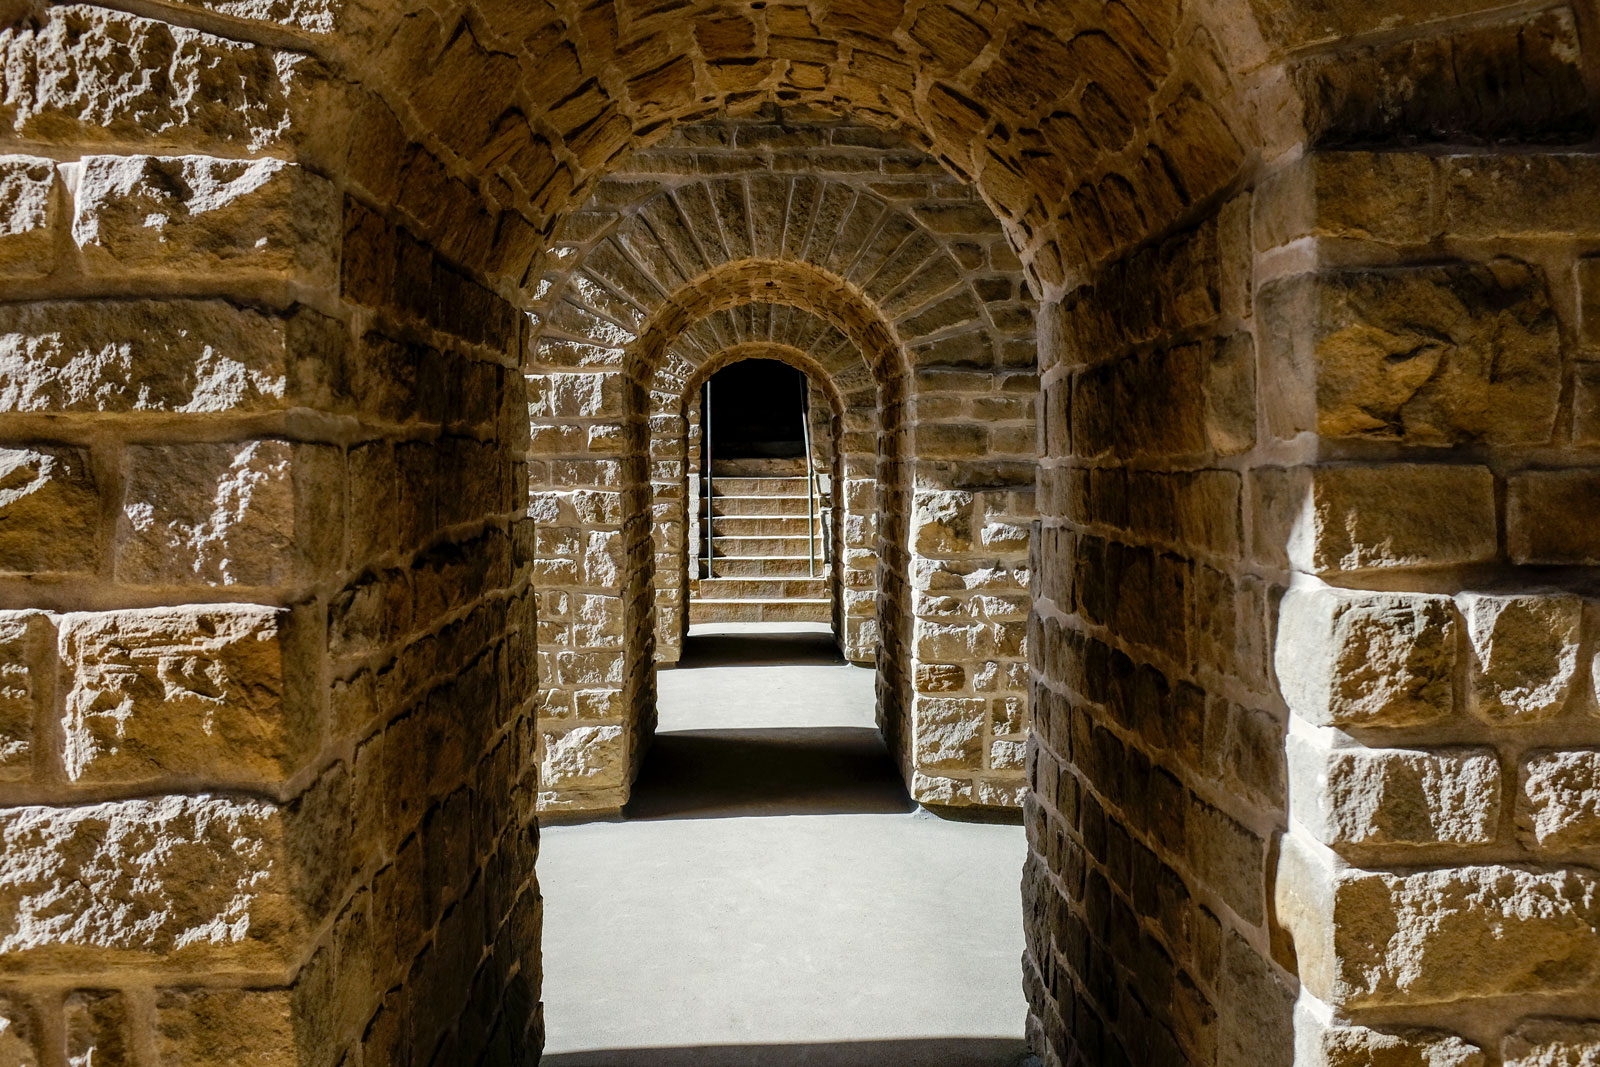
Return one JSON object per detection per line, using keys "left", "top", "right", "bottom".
{"left": 539, "top": 623, "right": 1032, "bottom": 1066}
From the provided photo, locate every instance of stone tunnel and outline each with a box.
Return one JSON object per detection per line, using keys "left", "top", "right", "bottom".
{"left": 0, "top": 0, "right": 1597, "bottom": 1063}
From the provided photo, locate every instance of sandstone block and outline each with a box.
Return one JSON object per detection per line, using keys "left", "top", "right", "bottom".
{"left": 1277, "top": 588, "right": 1458, "bottom": 727}
{"left": 73, "top": 155, "right": 337, "bottom": 282}
{"left": 1461, "top": 594, "right": 1582, "bottom": 723}
{"left": 1287, "top": 465, "right": 1497, "bottom": 574}
{"left": 1502, "top": 1020, "right": 1600, "bottom": 1067}
{"left": 0, "top": 612, "right": 50, "bottom": 783}
{"left": 0, "top": 992, "right": 41, "bottom": 1065}
{"left": 1315, "top": 864, "right": 1600, "bottom": 1006}
{"left": 1294, "top": 740, "right": 1500, "bottom": 847}
{"left": 117, "top": 439, "right": 343, "bottom": 586}
{"left": 1581, "top": 258, "right": 1600, "bottom": 352}
{"left": 0, "top": 7, "right": 324, "bottom": 151}
{"left": 0, "top": 156, "right": 57, "bottom": 277}
{"left": 1444, "top": 155, "right": 1600, "bottom": 239}
{"left": 542, "top": 725, "right": 625, "bottom": 791}
{"left": 914, "top": 695, "right": 984, "bottom": 769}
{"left": 1508, "top": 472, "right": 1600, "bottom": 565}
{"left": 1255, "top": 152, "right": 1435, "bottom": 248}
{"left": 1519, "top": 751, "right": 1600, "bottom": 849}
{"left": 0, "top": 445, "right": 100, "bottom": 574}
{"left": 156, "top": 988, "right": 298, "bottom": 1067}
{"left": 1304, "top": 1018, "right": 1484, "bottom": 1067}
{"left": 0, "top": 300, "right": 337, "bottom": 413}
{"left": 66, "top": 989, "right": 131, "bottom": 1067}
{"left": 0, "top": 795, "right": 305, "bottom": 972}
{"left": 58, "top": 605, "right": 313, "bottom": 785}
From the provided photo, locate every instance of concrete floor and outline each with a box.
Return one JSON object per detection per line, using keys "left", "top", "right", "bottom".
{"left": 538, "top": 623, "right": 1032, "bottom": 1067}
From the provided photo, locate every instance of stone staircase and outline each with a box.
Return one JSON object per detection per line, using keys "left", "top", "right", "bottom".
{"left": 693, "top": 458, "right": 830, "bottom": 623}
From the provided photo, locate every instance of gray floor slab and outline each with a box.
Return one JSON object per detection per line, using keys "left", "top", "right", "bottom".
{"left": 538, "top": 624, "right": 1031, "bottom": 1066}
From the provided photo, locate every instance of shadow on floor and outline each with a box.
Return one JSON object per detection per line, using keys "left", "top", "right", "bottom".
{"left": 541, "top": 1037, "right": 1037, "bottom": 1066}
{"left": 674, "top": 628, "right": 849, "bottom": 669}
{"left": 625, "top": 727, "right": 915, "bottom": 820}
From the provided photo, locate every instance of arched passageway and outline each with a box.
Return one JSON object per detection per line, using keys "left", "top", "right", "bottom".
{"left": 0, "top": 2, "right": 1596, "bottom": 1066}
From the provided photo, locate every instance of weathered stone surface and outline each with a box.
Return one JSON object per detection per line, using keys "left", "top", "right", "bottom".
{"left": 0, "top": 795, "right": 303, "bottom": 971}
{"left": 0, "top": 612, "right": 50, "bottom": 783}
{"left": 1297, "top": 261, "right": 1561, "bottom": 445}
{"left": 1461, "top": 594, "right": 1582, "bottom": 723}
{"left": 542, "top": 724, "right": 624, "bottom": 792}
{"left": 0, "top": 445, "right": 100, "bottom": 574}
{"left": 1306, "top": 1020, "right": 1485, "bottom": 1067}
{"left": 1256, "top": 152, "right": 1435, "bottom": 248}
{"left": 915, "top": 695, "right": 983, "bottom": 768}
{"left": 1297, "top": 742, "right": 1500, "bottom": 847}
{"left": 58, "top": 605, "right": 311, "bottom": 785}
{"left": 117, "top": 440, "right": 342, "bottom": 586}
{"left": 1502, "top": 1020, "right": 1600, "bottom": 1067}
{"left": 1508, "top": 472, "right": 1600, "bottom": 566}
{"left": 1326, "top": 865, "right": 1600, "bottom": 1007}
{"left": 73, "top": 156, "right": 337, "bottom": 282}
{"left": 0, "top": 155, "right": 56, "bottom": 277}
{"left": 1289, "top": 465, "right": 1497, "bottom": 574}
{"left": 66, "top": 989, "right": 131, "bottom": 1067}
{"left": 0, "top": 7, "right": 321, "bottom": 151}
{"left": 0, "top": 300, "right": 336, "bottom": 413}
{"left": 156, "top": 988, "right": 297, "bottom": 1066}
{"left": 1277, "top": 588, "right": 1458, "bottom": 727}
{"left": 0, "top": 992, "right": 41, "bottom": 1065}
{"left": 1520, "top": 751, "right": 1600, "bottom": 849}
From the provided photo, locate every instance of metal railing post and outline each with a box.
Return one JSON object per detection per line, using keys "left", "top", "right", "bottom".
{"left": 704, "top": 380, "right": 713, "bottom": 580}
{"left": 799, "top": 372, "right": 816, "bottom": 577}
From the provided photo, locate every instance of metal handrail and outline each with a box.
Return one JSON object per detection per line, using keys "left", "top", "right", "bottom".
{"left": 703, "top": 380, "right": 713, "bottom": 580}
{"left": 800, "top": 375, "right": 816, "bottom": 577}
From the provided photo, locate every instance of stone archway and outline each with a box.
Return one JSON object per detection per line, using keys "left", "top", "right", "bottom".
{"left": 0, "top": 2, "right": 1594, "bottom": 1065}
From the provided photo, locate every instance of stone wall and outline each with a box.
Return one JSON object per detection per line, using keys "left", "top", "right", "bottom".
{"left": 1, "top": 0, "right": 1596, "bottom": 1062}
{"left": 526, "top": 111, "right": 1038, "bottom": 813}
{"left": 0, "top": 5, "right": 545, "bottom": 1060}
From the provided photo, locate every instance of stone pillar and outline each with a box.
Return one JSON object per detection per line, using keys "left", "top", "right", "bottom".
{"left": 0, "top": 7, "right": 542, "bottom": 1061}
{"left": 1259, "top": 151, "right": 1600, "bottom": 1063}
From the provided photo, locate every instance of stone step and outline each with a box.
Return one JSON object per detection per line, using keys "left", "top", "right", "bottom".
{"left": 698, "top": 577, "right": 828, "bottom": 599}
{"left": 701, "top": 533, "right": 812, "bottom": 557}
{"left": 709, "top": 514, "right": 815, "bottom": 536}
{"left": 692, "top": 598, "right": 831, "bottom": 623}
{"left": 709, "top": 457, "right": 806, "bottom": 476}
{"left": 698, "top": 555, "right": 818, "bottom": 578}
{"left": 709, "top": 494, "right": 814, "bottom": 517}
{"left": 701, "top": 475, "right": 810, "bottom": 495}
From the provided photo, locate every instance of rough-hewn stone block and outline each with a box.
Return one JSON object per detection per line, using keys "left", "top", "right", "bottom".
{"left": 58, "top": 605, "right": 313, "bottom": 785}
{"left": 1445, "top": 155, "right": 1600, "bottom": 239}
{"left": 0, "top": 300, "right": 339, "bottom": 413}
{"left": 1277, "top": 588, "right": 1458, "bottom": 727}
{"left": 0, "top": 445, "right": 100, "bottom": 574}
{"left": 1508, "top": 472, "right": 1600, "bottom": 565}
{"left": 0, "top": 795, "right": 309, "bottom": 972}
{"left": 1259, "top": 262, "right": 1561, "bottom": 446}
{"left": 117, "top": 440, "right": 343, "bottom": 587}
{"left": 0, "top": 612, "right": 51, "bottom": 784}
{"left": 156, "top": 987, "right": 299, "bottom": 1066}
{"left": 1502, "top": 1020, "right": 1600, "bottom": 1067}
{"left": 1297, "top": 861, "right": 1600, "bottom": 1007}
{"left": 1255, "top": 152, "right": 1435, "bottom": 248}
{"left": 73, "top": 156, "right": 337, "bottom": 282}
{"left": 0, "top": 991, "right": 42, "bottom": 1065}
{"left": 542, "top": 724, "right": 624, "bottom": 792}
{"left": 1461, "top": 594, "right": 1582, "bottom": 723}
{"left": 1519, "top": 751, "right": 1600, "bottom": 849}
{"left": 1294, "top": 741, "right": 1500, "bottom": 847}
{"left": 66, "top": 989, "right": 131, "bottom": 1066}
{"left": 1291, "top": 465, "right": 1497, "bottom": 574}
{"left": 0, "top": 156, "right": 57, "bottom": 277}
{"left": 1304, "top": 1019, "right": 1484, "bottom": 1067}
{"left": 0, "top": 7, "right": 323, "bottom": 151}
{"left": 915, "top": 695, "right": 984, "bottom": 769}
